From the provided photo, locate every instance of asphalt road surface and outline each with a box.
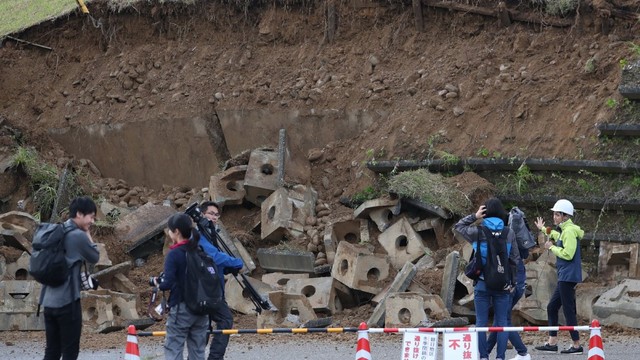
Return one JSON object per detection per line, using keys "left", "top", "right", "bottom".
{"left": 0, "top": 334, "right": 629, "bottom": 359}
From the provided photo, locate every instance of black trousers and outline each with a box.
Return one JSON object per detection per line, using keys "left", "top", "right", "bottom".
{"left": 43, "top": 299, "right": 83, "bottom": 360}
{"left": 207, "top": 301, "right": 233, "bottom": 360}
{"left": 547, "top": 281, "right": 580, "bottom": 341}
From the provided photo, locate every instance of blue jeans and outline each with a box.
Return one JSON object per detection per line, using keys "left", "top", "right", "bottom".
{"left": 475, "top": 282, "right": 511, "bottom": 360}
{"left": 487, "top": 282, "right": 528, "bottom": 356}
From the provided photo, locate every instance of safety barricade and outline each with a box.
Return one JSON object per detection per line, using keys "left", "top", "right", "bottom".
{"left": 127, "top": 319, "right": 604, "bottom": 359}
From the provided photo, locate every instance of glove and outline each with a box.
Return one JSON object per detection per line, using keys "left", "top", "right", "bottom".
{"left": 224, "top": 267, "right": 241, "bottom": 276}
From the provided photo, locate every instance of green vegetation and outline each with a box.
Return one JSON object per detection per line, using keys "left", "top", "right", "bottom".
{"left": 0, "top": 0, "right": 79, "bottom": 38}
{"left": 387, "top": 169, "right": 472, "bottom": 216}
{"left": 351, "top": 186, "right": 380, "bottom": 205}
{"left": 476, "top": 147, "right": 489, "bottom": 157}
{"left": 584, "top": 57, "right": 596, "bottom": 73}
{"left": 514, "top": 164, "right": 542, "bottom": 195}
{"left": 544, "top": 0, "right": 578, "bottom": 16}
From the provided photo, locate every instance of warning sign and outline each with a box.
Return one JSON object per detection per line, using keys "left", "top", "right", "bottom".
{"left": 442, "top": 332, "right": 477, "bottom": 360}
{"left": 400, "top": 332, "right": 438, "bottom": 360}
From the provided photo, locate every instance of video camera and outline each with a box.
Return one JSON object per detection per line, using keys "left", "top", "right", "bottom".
{"left": 183, "top": 202, "right": 271, "bottom": 313}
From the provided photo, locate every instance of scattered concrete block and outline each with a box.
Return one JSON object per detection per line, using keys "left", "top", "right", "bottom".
{"left": 81, "top": 291, "right": 115, "bottom": 333}
{"left": 598, "top": 242, "right": 639, "bottom": 280}
{"left": 378, "top": 217, "right": 426, "bottom": 269}
{"left": 116, "top": 203, "right": 176, "bottom": 259}
{"left": 261, "top": 272, "right": 309, "bottom": 291}
{"left": 257, "top": 248, "right": 316, "bottom": 273}
{"left": 256, "top": 291, "right": 317, "bottom": 328}
{"left": 95, "top": 243, "right": 112, "bottom": 269}
{"left": 261, "top": 188, "right": 304, "bottom": 241}
{"left": 323, "top": 226, "right": 337, "bottom": 265}
{"left": 412, "top": 217, "right": 440, "bottom": 232}
{"left": 354, "top": 198, "right": 400, "bottom": 232}
{"left": 0, "top": 255, "right": 5, "bottom": 280}
{"left": 216, "top": 222, "right": 256, "bottom": 273}
{"left": 401, "top": 198, "right": 451, "bottom": 219}
{"left": 331, "top": 241, "right": 390, "bottom": 294}
{"left": 367, "top": 262, "right": 417, "bottom": 327}
{"left": 286, "top": 277, "right": 348, "bottom": 314}
{"left": 0, "top": 225, "right": 32, "bottom": 254}
{"left": 5, "top": 252, "right": 31, "bottom": 280}
{"left": 209, "top": 165, "right": 247, "bottom": 207}
{"left": 593, "top": 279, "right": 640, "bottom": 328}
{"left": 111, "top": 273, "right": 138, "bottom": 295}
{"left": 576, "top": 284, "right": 608, "bottom": 323}
{"left": 440, "top": 251, "right": 459, "bottom": 313}
{"left": 225, "top": 276, "right": 274, "bottom": 315}
{"left": 0, "top": 280, "right": 44, "bottom": 330}
{"left": 385, "top": 292, "right": 427, "bottom": 327}
{"left": 93, "top": 261, "right": 132, "bottom": 286}
{"left": 514, "top": 252, "right": 558, "bottom": 324}
{"left": 244, "top": 148, "right": 280, "bottom": 206}
{"left": 0, "top": 211, "right": 37, "bottom": 238}
{"left": 421, "top": 294, "right": 450, "bottom": 320}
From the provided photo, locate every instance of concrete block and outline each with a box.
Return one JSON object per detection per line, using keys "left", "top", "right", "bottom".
{"left": 378, "top": 217, "right": 426, "bottom": 269}
{"left": 412, "top": 217, "right": 440, "bottom": 232}
{"left": 225, "top": 276, "right": 274, "bottom": 315}
{"left": 5, "top": 252, "right": 31, "bottom": 280}
{"left": 323, "top": 226, "right": 337, "bottom": 265}
{"left": 598, "top": 242, "right": 639, "bottom": 280}
{"left": 257, "top": 247, "right": 316, "bottom": 273}
{"left": 256, "top": 291, "right": 317, "bottom": 328}
{"left": 576, "top": 285, "right": 608, "bottom": 322}
{"left": 0, "top": 255, "right": 5, "bottom": 280}
{"left": 514, "top": 252, "right": 558, "bottom": 324}
{"left": 244, "top": 149, "right": 280, "bottom": 206}
{"left": 0, "top": 226, "right": 32, "bottom": 253}
{"left": 0, "top": 211, "right": 37, "bottom": 238}
{"left": 209, "top": 165, "right": 247, "bottom": 207}
{"left": 331, "top": 241, "right": 390, "bottom": 294}
{"left": 216, "top": 222, "right": 256, "bottom": 272}
{"left": 593, "top": 279, "right": 640, "bottom": 328}
{"left": 115, "top": 203, "right": 176, "bottom": 259}
{"left": 95, "top": 242, "right": 113, "bottom": 269}
{"left": 440, "top": 251, "right": 459, "bottom": 313}
{"left": 261, "top": 272, "right": 309, "bottom": 291}
{"left": 367, "top": 262, "right": 417, "bottom": 327}
{"left": 385, "top": 292, "right": 427, "bottom": 328}
{"left": 81, "top": 291, "right": 115, "bottom": 333}
{"left": 354, "top": 198, "right": 400, "bottom": 231}
{"left": 111, "top": 273, "right": 138, "bottom": 295}
{"left": 261, "top": 188, "right": 303, "bottom": 241}
{"left": 0, "top": 280, "right": 41, "bottom": 313}
{"left": 421, "top": 294, "right": 450, "bottom": 320}
{"left": 286, "top": 277, "right": 342, "bottom": 313}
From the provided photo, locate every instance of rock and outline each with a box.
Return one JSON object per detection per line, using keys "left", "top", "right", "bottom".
{"left": 444, "top": 84, "right": 458, "bottom": 92}
{"left": 453, "top": 106, "right": 465, "bottom": 116}
{"left": 308, "top": 148, "right": 324, "bottom": 162}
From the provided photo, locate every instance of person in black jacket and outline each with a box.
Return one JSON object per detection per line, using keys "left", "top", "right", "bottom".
{"left": 156, "top": 213, "right": 209, "bottom": 360}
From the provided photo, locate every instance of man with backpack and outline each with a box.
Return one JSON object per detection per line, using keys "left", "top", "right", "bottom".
{"left": 197, "top": 201, "right": 243, "bottom": 360}
{"left": 454, "top": 198, "right": 520, "bottom": 360}
{"left": 534, "top": 199, "right": 585, "bottom": 355}
{"left": 37, "top": 196, "right": 100, "bottom": 360}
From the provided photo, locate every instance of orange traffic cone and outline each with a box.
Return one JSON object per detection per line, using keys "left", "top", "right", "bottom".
{"left": 125, "top": 325, "right": 141, "bottom": 360}
{"left": 588, "top": 319, "right": 605, "bottom": 360}
{"left": 355, "top": 322, "right": 372, "bottom": 360}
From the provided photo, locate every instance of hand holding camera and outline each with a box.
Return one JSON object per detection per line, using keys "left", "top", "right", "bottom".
{"left": 149, "top": 272, "right": 165, "bottom": 287}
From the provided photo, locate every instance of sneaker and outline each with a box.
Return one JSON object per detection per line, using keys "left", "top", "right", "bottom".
{"left": 560, "top": 346, "right": 583, "bottom": 354}
{"left": 535, "top": 343, "right": 558, "bottom": 352}
{"left": 509, "top": 354, "right": 531, "bottom": 360}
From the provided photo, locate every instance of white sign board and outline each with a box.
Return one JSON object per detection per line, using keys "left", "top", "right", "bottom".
{"left": 443, "top": 332, "right": 478, "bottom": 360}
{"left": 400, "top": 332, "right": 438, "bottom": 360}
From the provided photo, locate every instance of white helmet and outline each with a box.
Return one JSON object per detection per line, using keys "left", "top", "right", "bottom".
{"left": 550, "top": 199, "right": 574, "bottom": 216}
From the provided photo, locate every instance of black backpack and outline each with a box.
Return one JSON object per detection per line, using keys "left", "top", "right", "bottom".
{"left": 508, "top": 207, "right": 537, "bottom": 250}
{"left": 183, "top": 247, "right": 223, "bottom": 315}
{"left": 480, "top": 227, "right": 512, "bottom": 291}
{"left": 29, "top": 223, "right": 72, "bottom": 287}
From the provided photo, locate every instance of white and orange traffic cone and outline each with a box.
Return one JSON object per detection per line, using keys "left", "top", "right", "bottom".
{"left": 125, "top": 324, "right": 141, "bottom": 360}
{"left": 588, "top": 319, "right": 605, "bottom": 360}
{"left": 355, "top": 322, "right": 372, "bottom": 360}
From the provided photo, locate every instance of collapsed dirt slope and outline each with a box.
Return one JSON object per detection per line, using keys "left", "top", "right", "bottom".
{"left": 1, "top": 0, "right": 640, "bottom": 340}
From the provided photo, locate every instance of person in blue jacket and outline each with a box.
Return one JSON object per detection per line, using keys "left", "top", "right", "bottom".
{"left": 197, "top": 201, "right": 243, "bottom": 360}
{"left": 454, "top": 198, "right": 520, "bottom": 360}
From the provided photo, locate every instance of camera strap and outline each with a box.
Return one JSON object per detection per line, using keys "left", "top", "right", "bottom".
{"left": 147, "top": 286, "right": 167, "bottom": 321}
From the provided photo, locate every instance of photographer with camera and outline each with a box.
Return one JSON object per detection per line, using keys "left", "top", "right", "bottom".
{"left": 155, "top": 213, "right": 209, "bottom": 360}
{"left": 196, "top": 201, "right": 243, "bottom": 360}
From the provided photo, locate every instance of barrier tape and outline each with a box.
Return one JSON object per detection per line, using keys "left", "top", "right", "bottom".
{"left": 136, "top": 324, "right": 597, "bottom": 337}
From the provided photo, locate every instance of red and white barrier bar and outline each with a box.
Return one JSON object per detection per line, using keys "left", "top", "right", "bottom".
{"left": 368, "top": 324, "right": 595, "bottom": 334}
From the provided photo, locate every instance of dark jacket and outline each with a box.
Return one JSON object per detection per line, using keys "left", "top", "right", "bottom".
{"left": 548, "top": 219, "right": 584, "bottom": 283}
{"left": 454, "top": 214, "right": 521, "bottom": 290}
{"left": 159, "top": 242, "right": 189, "bottom": 308}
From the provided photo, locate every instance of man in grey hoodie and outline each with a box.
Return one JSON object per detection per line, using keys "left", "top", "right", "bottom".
{"left": 39, "top": 196, "right": 100, "bottom": 360}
